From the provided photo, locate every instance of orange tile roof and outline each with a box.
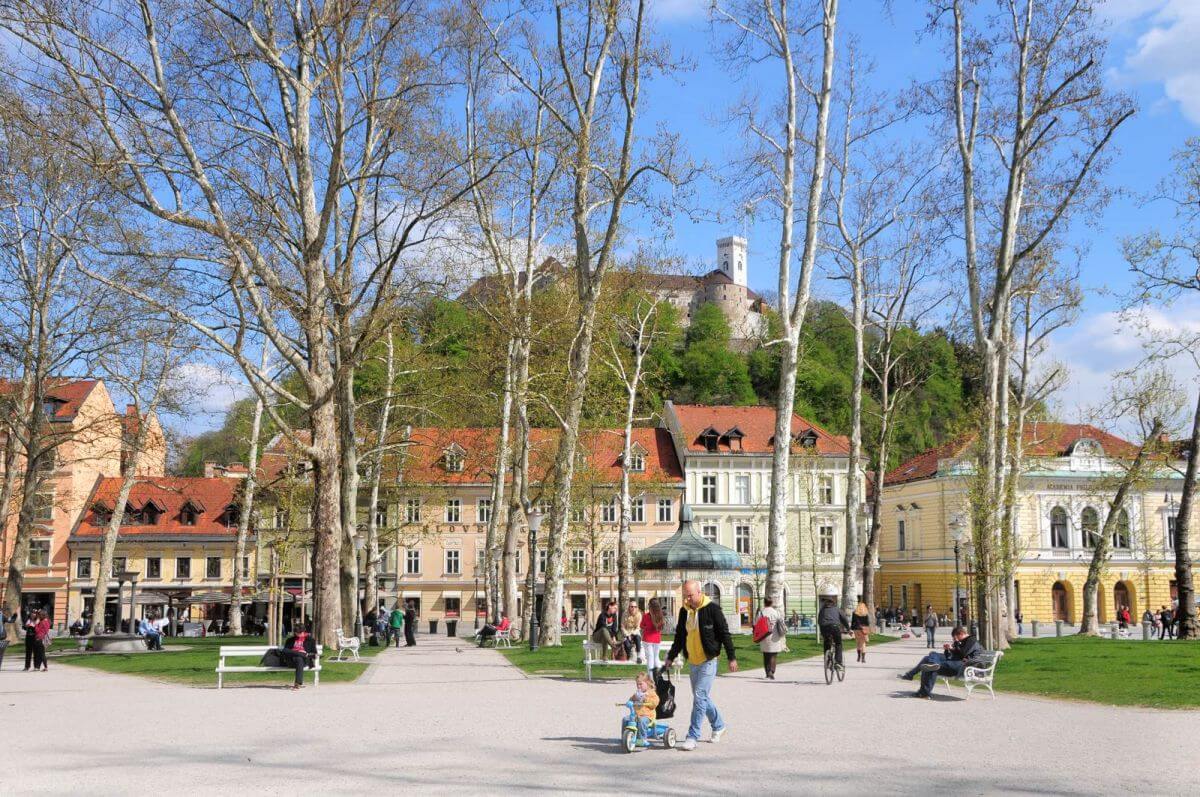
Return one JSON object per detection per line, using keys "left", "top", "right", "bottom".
{"left": 74, "top": 476, "right": 243, "bottom": 538}
{"left": 884, "top": 423, "right": 1140, "bottom": 486}
{"left": 0, "top": 378, "right": 99, "bottom": 421}
{"left": 670, "top": 404, "right": 849, "bottom": 456}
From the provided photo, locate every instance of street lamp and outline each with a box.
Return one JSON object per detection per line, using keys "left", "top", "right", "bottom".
{"left": 474, "top": 575, "right": 480, "bottom": 630}
{"left": 949, "top": 515, "right": 965, "bottom": 623}
{"left": 962, "top": 537, "right": 977, "bottom": 638}
{"left": 352, "top": 534, "right": 365, "bottom": 641}
{"left": 526, "top": 502, "right": 544, "bottom": 652}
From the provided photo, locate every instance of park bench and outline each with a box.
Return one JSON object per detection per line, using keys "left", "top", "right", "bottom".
{"left": 215, "top": 644, "right": 323, "bottom": 689}
{"left": 333, "top": 628, "right": 361, "bottom": 662}
{"left": 582, "top": 640, "right": 682, "bottom": 681}
{"left": 939, "top": 650, "right": 1002, "bottom": 699}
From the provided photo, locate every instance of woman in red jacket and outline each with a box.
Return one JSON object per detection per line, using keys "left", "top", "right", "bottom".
{"left": 30, "top": 610, "right": 51, "bottom": 671}
{"left": 639, "top": 598, "right": 665, "bottom": 674}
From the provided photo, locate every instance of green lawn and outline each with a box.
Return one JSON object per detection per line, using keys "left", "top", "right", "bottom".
{"left": 499, "top": 632, "right": 894, "bottom": 680}
{"left": 996, "top": 636, "right": 1200, "bottom": 709}
{"left": 56, "top": 635, "right": 385, "bottom": 687}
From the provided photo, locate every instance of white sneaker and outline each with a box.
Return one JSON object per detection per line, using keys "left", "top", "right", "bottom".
{"left": 710, "top": 726, "right": 727, "bottom": 744}
{"left": 679, "top": 738, "right": 697, "bottom": 751}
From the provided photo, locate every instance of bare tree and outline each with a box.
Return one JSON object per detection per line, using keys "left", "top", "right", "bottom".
{"left": 1, "top": 2, "right": 490, "bottom": 646}
{"left": 936, "top": 0, "right": 1133, "bottom": 648}
{"left": 714, "top": 0, "right": 840, "bottom": 606}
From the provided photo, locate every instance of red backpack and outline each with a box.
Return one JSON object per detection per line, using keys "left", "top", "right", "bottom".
{"left": 752, "top": 613, "right": 771, "bottom": 643}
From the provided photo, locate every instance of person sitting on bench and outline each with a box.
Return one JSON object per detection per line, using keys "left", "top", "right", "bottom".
{"left": 281, "top": 623, "right": 317, "bottom": 690}
{"left": 899, "top": 625, "right": 982, "bottom": 698}
{"left": 477, "top": 613, "right": 511, "bottom": 646}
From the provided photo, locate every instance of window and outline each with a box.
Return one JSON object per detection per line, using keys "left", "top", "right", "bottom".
{"left": 569, "top": 548, "right": 586, "bottom": 574}
{"left": 733, "top": 474, "right": 750, "bottom": 505}
{"left": 33, "top": 485, "right": 54, "bottom": 522}
{"left": 42, "top": 398, "right": 60, "bottom": 419}
{"left": 444, "top": 597, "right": 460, "bottom": 618}
{"left": 601, "top": 500, "right": 617, "bottom": 524}
{"left": 1113, "top": 510, "right": 1130, "bottom": 549}
{"left": 701, "top": 524, "right": 718, "bottom": 543}
{"left": 514, "top": 549, "right": 521, "bottom": 574}
{"left": 221, "top": 505, "right": 240, "bottom": 526}
{"left": 1167, "top": 516, "right": 1177, "bottom": 550}
{"left": 898, "top": 519, "right": 906, "bottom": 551}
{"left": 176, "top": 557, "right": 191, "bottom": 578}
{"left": 405, "top": 549, "right": 421, "bottom": 575}
{"left": 182, "top": 504, "right": 199, "bottom": 527}
{"left": 537, "top": 500, "right": 551, "bottom": 516}
{"left": 206, "top": 557, "right": 221, "bottom": 579}
{"left": 630, "top": 498, "right": 644, "bottom": 524}
{"left": 475, "top": 548, "right": 485, "bottom": 573}
{"left": 1081, "top": 507, "right": 1099, "bottom": 548}
{"left": 818, "top": 524, "right": 835, "bottom": 555}
{"left": 241, "top": 556, "right": 250, "bottom": 579}
{"left": 445, "top": 549, "right": 461, "bottom": 575}
{"left": 405, "top": 498, "right": 421, "bottom": 523}
{"left": 146, "top": 557, "right": 161, "bottom": 579}
{"left": 888, "top": 585, "right": 895, "bottom": 607}
{"left": 819, "top": 476, "right": 834, "bottom": 505}
{"left": 901, "top": 584, "right": 908, "bottom": 608}
{"left": 27, "top": 539, "right": 50, "bottom": 567}
{"left": 628, "top": 451, "right": 645, "bottom": 472}
{"left": 35, "top": 450, "right": 55, "bottom": 472}
{"left": 570, "top": 506, "right": 584, "bottom": 523}
{"left": 537, "top": 549, "right": 547, "bottom": 574}
{"left": 657, "top": 498, "right": 673, "bottom": 523}
{"left": 445, "top": 448, "right": 464, "bottom": 472}
{"left": 1050, "top": 507, "right": 1069, "bottom": 549}
{"left": 112, "top": 556, "right": 127, "bottom": 577}
{"left": 601, "top": 549, "right": 615, "bottom": 574}
{"left": 445, "top": 499, "right": 461, "bottom": 523}
{"left": 701, "top": 475, "right": 717, "bottom": 504}
{"left": 375, "top": 503, "right": 387, "bottom": 527}
{"left": 477, "top": 499, "right": 493, "bottom": 524}
{"left": 735, "top": 524, "right": 751, "bottom": 555}
{"left": 76, "top": 556, "right": 92, "bottom": 579}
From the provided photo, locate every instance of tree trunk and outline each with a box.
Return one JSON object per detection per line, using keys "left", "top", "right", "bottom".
{"left": 842, "top": 247, "right": 865, "bottom": 612}
{"left": 861, "top": 398, "right": 891, "bottom": 624}
{"left": 310, "top": 397, "right": 344, "bottom": 648}
{"left": 229, "top": 347, "right": 267, "bottom": 637}
{"left": 486, "top": 338, "right": 515, "bottom": 624}
{"left": 1173, "top": 390, "right": 1199, "bottom": 639}
{"left": 365, "top": 330, "right": 395, "bottom": 625}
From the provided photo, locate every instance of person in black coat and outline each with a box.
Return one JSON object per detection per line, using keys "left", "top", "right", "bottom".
{"left": 900, "top": 626, "right": 984, "bottom": 698}
{"left": 404, "top": 602, "right": 417, "bottom": 646}
{"left": 280, "top": 624, "right": 318, "bottom": 689}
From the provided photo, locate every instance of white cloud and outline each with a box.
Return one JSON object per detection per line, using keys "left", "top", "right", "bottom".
{"left": 176, "top": 362, "right": 250, "bottom": 417}
{"left": 1107, "top": 0, "right": 1200, "bottom": 124}
{"left": 1046, "top": 295, "right": 1200, "bottom": 436}
{"left": 651, "top": 0, "right": 707, "bottom": 22}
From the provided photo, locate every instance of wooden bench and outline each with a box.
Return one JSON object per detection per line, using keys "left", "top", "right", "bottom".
{"left": 582, "top": 640, "right": 682, "bottom": 681}
{"left": 215, "top": 645, "right": 323, "bottom": 689}
{"left": 939, "top": 650, "right": 1002, "bottom": 699}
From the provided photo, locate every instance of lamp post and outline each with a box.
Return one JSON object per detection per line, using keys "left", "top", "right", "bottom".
{"left": 474, "top": 575, "right": 480, "bottom": 630}
{"left": 963, "top": 537, "right": 977, "bottom": 638}
{"left": 352, "top": 534, "right": 365, "bottom": 641}
{"left": 949, "top": 515, "right": 965, "bottom": 623}
{"left": 525, "top": 503, "right": 544, "bottom": 652}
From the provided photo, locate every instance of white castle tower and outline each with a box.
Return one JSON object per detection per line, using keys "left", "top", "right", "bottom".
{"left": 716, "top": 236, "right": 748, "bottom": 287}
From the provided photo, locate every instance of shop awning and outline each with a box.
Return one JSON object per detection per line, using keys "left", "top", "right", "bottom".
{"left": 402, "top": 591, "right": 421, "bottom": 598}
{"left": 441, "top": 590, "right": 462, "bottom": 598}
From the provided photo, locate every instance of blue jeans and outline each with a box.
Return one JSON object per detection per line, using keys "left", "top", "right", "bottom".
{"left": 925, "top": 626, "right": 936, "bottom": 648}
{"left": 919, "top": 655, "right": 964, "bottom": 694}
{"left": 686, "top": 657, "right": 724, "bottom": 741}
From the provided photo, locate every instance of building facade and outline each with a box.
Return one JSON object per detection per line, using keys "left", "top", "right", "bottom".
{"left": 0, "top": 378, "right": 166, "bottom": 626}
{"left": 662, "top": 402, "right": 862, "bottom": 623}
{"left": 876, "top": 423, "right": 1183, "bottom": 625}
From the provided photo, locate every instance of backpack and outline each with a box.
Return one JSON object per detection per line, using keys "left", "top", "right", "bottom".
{"left": 752, "top": 613, "right": 772, "bottom": 643}
{"left": 654, "top": 668, "right": 676, "bottom": 719}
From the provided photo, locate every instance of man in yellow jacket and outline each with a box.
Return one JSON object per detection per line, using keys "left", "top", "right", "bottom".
{"left": 664, "top": 579, "right": 738, "bottom": 751}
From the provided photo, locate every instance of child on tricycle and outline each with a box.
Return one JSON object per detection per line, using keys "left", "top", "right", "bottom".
{"left": 616, "top": 671, "right": 677, "bottom": 752}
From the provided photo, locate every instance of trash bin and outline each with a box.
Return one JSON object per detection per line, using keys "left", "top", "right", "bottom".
{"left": 446, "top": 620, "right": 458, "bottom": 636}
{"left": 428, "top": 619, "right": 439, "bottom": 634}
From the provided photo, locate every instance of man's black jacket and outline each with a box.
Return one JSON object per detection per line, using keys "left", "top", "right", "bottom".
{"left": 667, "top": 601, "right": 736, "bottom": 664}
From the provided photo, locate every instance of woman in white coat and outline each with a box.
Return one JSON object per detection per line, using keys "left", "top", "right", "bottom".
{"left": 757, "top": 598, "right": 787, "bottom": 680}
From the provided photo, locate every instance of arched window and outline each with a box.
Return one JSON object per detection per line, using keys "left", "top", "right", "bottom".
{"left": 1081, "top": 507, "right": 1100, "bottom": 549}
{"left": 1113, "top": 509, "right": 1130, "bottom": 549}
{"left": 1050, "top": 507, "right": 1069, "bottom": 549}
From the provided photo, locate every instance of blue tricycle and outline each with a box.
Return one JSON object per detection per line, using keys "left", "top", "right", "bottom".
{"left": 616, "top": 701, "right": 677, "bottom": 752}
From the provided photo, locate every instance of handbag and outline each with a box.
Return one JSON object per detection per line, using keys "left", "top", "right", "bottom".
{"left": 654, "top": 668, "right": 676, "bottom": 719}
{"left": 259, "top": 648, "right": 284, "bottom": 667}
{"left": 752, "top": 613, "right": 772, "bottom": 643}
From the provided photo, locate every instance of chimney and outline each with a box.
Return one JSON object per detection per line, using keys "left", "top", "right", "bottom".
{"left": 204, "top": 461, "right": 217, "bottom": 479}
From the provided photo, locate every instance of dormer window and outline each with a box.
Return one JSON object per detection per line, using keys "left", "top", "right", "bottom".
{"left": 93, "top": 500, "right": 113, "bottom": 526}
{"left": 221, "top": 504, "right": 241, "bottom": 526}
{"left": 141, "top": 499, "right": 165, "bottom": 526}
{"left": 1070, "top": 438, "right": 1103, "bottom": 457}
{"left": 180, "top": 499, "right": 204, "bottom": 527}
{"left": 723, "top": 427, "right": 744, "bottom": 452}
{"left": 444, "top": 443, "right": 465, "bottom": 473}
{"left": 794, "top": 430, "right": 818, "bottom": 449}
{"left": 626, "top": 443, "right": 647, "bottom": 473}
{"left": 42, "top": 398, "right": 64, "bottom": 419}
{"left": 698, "top": 427, "right": 721, "bottom": 453}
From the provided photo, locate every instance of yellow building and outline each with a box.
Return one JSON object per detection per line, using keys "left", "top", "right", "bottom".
{"left": 877, "top": 423, "right": 1182, "bottom": 625}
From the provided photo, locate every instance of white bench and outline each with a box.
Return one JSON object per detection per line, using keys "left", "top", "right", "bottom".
{"left": 582, "top": 640, "right": 681, "bottom": 681}
{"left": 939, "top": 650, "right": 1003, "bottom": 699}
{"left": 215, "top": 645, "right": 323, "bottom": 689}
{"left": 334, "top": 628, "right": 360, "bottom": 662}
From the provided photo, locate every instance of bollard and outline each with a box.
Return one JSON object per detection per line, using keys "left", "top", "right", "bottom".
{"left": 1055, "top": 619, "right": 1063, "bottom": 637}
{"left": 1110, "top": 621, "right": 1119, "bottom": 638}
{"left": 1031, "top": 619, "right": 1039, "bottom": 637}
{"left": 1142, "top": 620, "right": 1151, "bottom": 641}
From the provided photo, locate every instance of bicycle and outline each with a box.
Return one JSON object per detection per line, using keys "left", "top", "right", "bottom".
{"left": 823, "top": 645, "right": 845, "bottom": 684}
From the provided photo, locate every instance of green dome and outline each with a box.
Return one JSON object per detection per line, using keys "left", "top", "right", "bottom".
{"left": 634, "top": 505, "right": 742, "bottom": 571}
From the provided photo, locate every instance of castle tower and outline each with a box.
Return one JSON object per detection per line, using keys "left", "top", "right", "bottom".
{"left": 716, "top": 236, "right": 748, "bottom": 287}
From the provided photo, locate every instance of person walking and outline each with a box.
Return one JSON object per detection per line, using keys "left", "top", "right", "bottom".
{"left": 640, "top": 598, "right": 665, "bottom": 674}
{"left": 621, "top": 600, "right": 643, "bottom": 664}
{"left": 388, "top": 603, "right": 405, "bottom": 648}
{"left": 23, "top": 610, "right": 39, "bottom": 671}
{"left": 756, "top": 597, "right": 786, "bottom": 680}
{"left": 850, "top": 602, "right": 871, "bottom": 663}
{"left": 31, "top": 610, "right": 50, "bottom": 671}
{"left": 404, "top": 601, "right": 417, "bottom": 646}
{"left": 923, "top": 605, "right": 938, "bottom": 649}
{"left": 1159, "top": 606, "right": 1174, "bottom": 640}
{"left": 664, "top": 580, "right": 737, "bottom": 752}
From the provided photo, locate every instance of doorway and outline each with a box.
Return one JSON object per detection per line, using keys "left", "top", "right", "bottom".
{"left": 1051, "top": 581, "right": 1070, "bottom": 622}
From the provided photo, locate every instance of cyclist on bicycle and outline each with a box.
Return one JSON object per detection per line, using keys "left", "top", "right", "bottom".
{"left": 817, "top": 589, "right": 850, "bottom": 669}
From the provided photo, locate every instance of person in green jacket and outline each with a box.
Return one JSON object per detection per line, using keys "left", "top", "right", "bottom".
{"left": 388, "top": 605, "right": 405, "bottom": 648}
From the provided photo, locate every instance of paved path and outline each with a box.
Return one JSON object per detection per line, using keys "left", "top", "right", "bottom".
{"left": 0, "top": 634, "right": 1194, "bottom": 795}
